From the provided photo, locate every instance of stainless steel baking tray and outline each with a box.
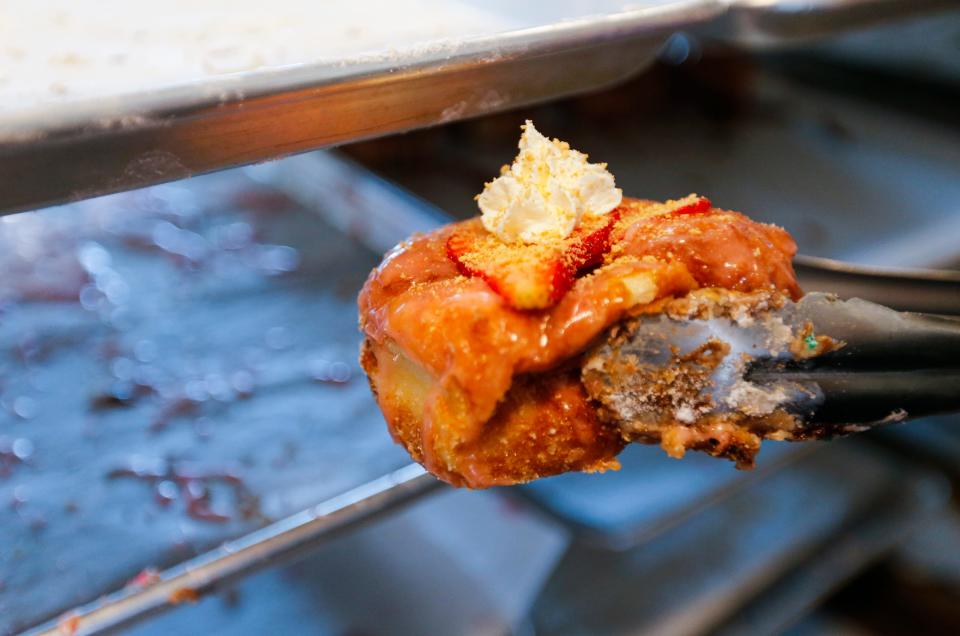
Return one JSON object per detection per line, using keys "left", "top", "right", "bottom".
{"left": 0, "top": 1, "right": 719, "bottom": 216}
{"left": 0, "top": 0, "right": 951, "bottom": 216}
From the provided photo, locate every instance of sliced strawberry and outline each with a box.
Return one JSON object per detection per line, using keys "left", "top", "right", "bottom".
{"left": 447, "top": 212, "right": 619, "bottom": 310}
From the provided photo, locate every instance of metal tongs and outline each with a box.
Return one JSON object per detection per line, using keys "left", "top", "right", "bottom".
{"left": 587, "top": 292, "right": 960, "bottom": 436}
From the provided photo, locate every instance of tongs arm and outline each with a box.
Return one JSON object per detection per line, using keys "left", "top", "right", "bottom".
{"left": 747, "top": 294, "right": 960, "bottom": 427}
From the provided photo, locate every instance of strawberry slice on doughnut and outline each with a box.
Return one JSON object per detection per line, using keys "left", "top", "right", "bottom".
{"left": 447, "top": 212, "right": 620, "bottom": 310}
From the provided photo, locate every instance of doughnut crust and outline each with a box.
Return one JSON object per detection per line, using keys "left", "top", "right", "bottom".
{"left": 358, "top": 198, "right": 800, "bottom": 487}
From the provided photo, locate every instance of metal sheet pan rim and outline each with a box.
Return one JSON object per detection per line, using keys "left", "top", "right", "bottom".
{"left": 0, "top": 0, "right": 721, "bottom": 140}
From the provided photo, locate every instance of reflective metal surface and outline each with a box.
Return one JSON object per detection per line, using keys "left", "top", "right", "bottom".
{"left": 0, "top": 1, "right": 717, "bottom": 216}
{"left": 529, "top": 441, "right": 949, "bottom": 636}
{"left": 0, "top": 152, "right": 441, "bottom": 634}
{"left": 25, "top": 465, "right": 440, "bottom": 636}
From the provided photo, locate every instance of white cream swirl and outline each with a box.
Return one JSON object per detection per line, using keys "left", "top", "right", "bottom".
{"left": 476, "top": 120, "right": 622, "bottom": 244}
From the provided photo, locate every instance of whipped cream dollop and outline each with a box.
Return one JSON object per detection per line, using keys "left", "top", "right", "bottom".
{"left": 476, "top": 120, "right": 622, "bottom": 244}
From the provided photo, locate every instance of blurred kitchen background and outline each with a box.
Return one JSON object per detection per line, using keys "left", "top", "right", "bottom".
{"left": 2, "top": 3, "right": 960, "bottom": 635}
